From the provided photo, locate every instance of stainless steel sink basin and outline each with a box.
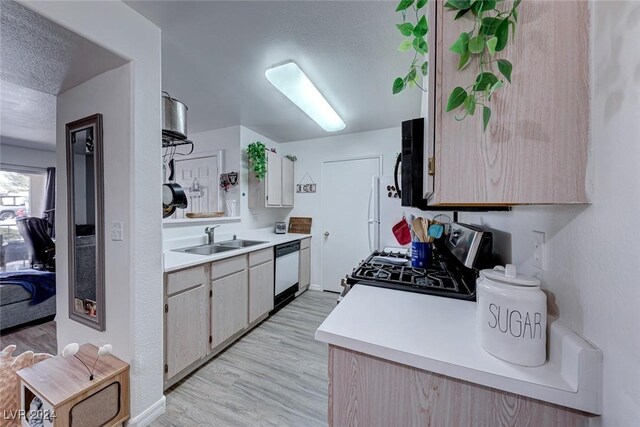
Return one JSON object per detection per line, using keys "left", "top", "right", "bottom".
{"left": 216, "top": 239, "right": 268, "bottom": 248}
{"left": 173, "top": 244, "right": 238, "bottom": 256}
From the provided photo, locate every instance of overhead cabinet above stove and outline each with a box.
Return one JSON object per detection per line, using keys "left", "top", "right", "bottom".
{"left": 421, "top": 0, "right": 589, "bottom": 206}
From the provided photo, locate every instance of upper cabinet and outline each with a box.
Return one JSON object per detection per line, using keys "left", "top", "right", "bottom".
{"left": 266, "top": 150, "right": 282, "bottom": 207}
{"left": 426, "top": 0, "right": 589, "bottom": 205}
{"left": 281, "top": 158, "right": 295, "bottom": 207}
{"left": 250, "top": 150, "right": 295, "bottom": 208}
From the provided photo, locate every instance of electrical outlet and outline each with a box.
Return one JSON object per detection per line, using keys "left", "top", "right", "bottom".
{"left": 111, "top": 221, "right": 124, "bottom": 241}
{"left": 533, "top": 230, "right": 545, "bottom": 270}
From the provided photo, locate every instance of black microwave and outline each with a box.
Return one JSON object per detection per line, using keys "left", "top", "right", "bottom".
{"left": 394, "top": 118, "right": 431, "bottom": 210}
{"left": 394, "top": 118, "right": 508, "bottom": 212}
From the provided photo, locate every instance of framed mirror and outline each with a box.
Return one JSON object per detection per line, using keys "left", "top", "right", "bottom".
{"left": 66, "top": 114, "right": 105, "bottom": 331}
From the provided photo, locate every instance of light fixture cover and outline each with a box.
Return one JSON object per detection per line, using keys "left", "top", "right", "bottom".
{"left": 265, "top": 61, "right": 346, "bottom": 132}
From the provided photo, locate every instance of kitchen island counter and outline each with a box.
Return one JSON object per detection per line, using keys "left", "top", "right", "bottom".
{"left": 315, "top": 285, "right": 601, "bottom": 415}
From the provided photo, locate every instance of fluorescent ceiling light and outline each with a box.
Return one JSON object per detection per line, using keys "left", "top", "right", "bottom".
{"left": 265, "top": 61, "right": 346, "bottom": 132}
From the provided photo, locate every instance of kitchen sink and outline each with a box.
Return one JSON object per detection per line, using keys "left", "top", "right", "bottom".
{"left": 172, "top": 244, "right": 238, "bottom": 256}
{"left": 216, "top": 239, "right": 268, "bottom": 248}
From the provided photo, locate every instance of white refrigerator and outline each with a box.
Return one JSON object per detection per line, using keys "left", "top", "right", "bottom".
{"left": 368, "top": 176, "right": 418, "bottom": 252}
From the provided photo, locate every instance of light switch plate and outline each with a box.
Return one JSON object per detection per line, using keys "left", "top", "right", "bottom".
{"left": 533, "top": 230, "right": 545, "bottom": 270}
{"left": 111, "top": 221, "right": 124, "bottom": 241}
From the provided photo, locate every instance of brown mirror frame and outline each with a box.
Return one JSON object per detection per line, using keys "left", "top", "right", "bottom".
{"left": 66, "top": 114, "right": 105, "bottom": 331}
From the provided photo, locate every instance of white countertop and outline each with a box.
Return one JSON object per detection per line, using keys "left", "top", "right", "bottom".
{"left": 315, "top": 285, "right": 602, "bottom": 414}
{"left": 163, "top": 229, "right": 311, "bottom": 272}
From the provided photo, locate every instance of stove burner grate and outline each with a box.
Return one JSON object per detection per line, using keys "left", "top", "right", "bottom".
{"left": 351, "top": 251, "right": 461, "bottom": 292}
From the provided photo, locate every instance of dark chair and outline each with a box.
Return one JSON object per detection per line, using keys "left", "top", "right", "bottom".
{"left": 16, "top": 217, "right": 55, "bottom": 271}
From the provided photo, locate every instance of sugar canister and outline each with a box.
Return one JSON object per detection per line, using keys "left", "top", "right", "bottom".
{"left": 477, "top": 264, "right": 547, "bottom": 367}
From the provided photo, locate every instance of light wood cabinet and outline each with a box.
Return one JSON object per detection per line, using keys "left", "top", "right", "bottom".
{"left": 281, "top": 157, "right": 295, "bottom": 207}
{"left": 211, "top": 269, "right": 248, "bottom": 349}
{"left": 249, "top": 260, "right": 274, "bottom": 324}
{"left": 266, "top": 150, "right": 282, "bottom": 206}
{"left": 426, "top": 0, "right": 589, "bottom": 205}
{"left": 163, "top": 239, "right": 305, "bottom": 388}
{"left": 249, "top": 150, "right": 295, "bottom": 208}
{"left": 164, "top": 265, "right": 208, "bottom": 382}
{"left": 299, "top": 241, "right": 311, "bottom": 292}
{"left": 328, "top": 345, "right": 588, "bottom": 426}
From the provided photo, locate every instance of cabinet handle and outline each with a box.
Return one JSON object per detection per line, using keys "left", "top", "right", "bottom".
{"left": 324, "top": 231, "right": 329, "bottom": 238}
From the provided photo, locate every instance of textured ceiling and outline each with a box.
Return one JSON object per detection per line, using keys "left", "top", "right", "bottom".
{"left": 0, "top": 80, "right": 56, "bottom": 150}
{"left": 0, "top": 0, "right": 128, "bottom": 95}
{"left": 126, "top": 1, "right": 421, "bottom": 142}
{"left": 0, "top": 0, "right": 127, "bottom": 151}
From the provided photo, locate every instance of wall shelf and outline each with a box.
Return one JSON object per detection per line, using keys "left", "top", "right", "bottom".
{"left": 162, "top": 216, "right": 241, "bottom": 227}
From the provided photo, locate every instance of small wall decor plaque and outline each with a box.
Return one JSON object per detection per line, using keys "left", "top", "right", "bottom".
{"left": 220, "top": 171, "right": 239, "bottom": 192}
{"left": 296, "top": 172, "right": 316, "bottom": 193}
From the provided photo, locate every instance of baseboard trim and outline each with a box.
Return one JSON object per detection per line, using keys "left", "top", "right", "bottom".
{"left": 128, "top": 395, "right": 166, "bottom": 427}
{"left": 308, "top": 283, "right": 322, "bottom": 292}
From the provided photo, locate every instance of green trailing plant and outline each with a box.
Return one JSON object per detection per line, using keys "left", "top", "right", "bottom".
{"left": 247, "top": 141, "right": 267, "bottom": 181}
{"left": 393, "top": 0, "right": 430, "bottom": 95}
{"left": 393, "top": 0, "right": 522, "bottom": 131}
{"left": 444, "top": 0, "right": 521, "bottom": 130}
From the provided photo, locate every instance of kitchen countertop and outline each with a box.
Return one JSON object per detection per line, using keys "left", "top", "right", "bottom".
{"left": 163, "top": 229, "right": 311, "bottom": 272}
{"left": 315, "top": 285, "right": 602, "bottom": 414}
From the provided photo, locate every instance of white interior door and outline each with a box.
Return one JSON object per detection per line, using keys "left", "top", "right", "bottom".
{"left": 174, "top": 155, "right": 219, "bottom": 218}
{"left": 322, "top": 157, "right": 381, "bottom": 292}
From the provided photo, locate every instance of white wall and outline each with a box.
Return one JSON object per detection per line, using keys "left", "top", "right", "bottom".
{"left": 26, "top": 1, "right": 164, "bottom": 424}
{"left": 162, "top": 125, "right": 290, "bottom": 242}
{"left": 459, "top": 2, "right": 640, "bottom": 425}
{"left": 57, "top": 63, "right": 133, "bottom": 378}
{"left": 188, "top": 125, "right": 241, "bottom": 216}
{"left": 0, "top": 143, "right": 55, "bottom": 171}
{"left": 282, "top": 127, "right": 421, "bottom": 289}
{"left": 240, "top": 126, "right": 291, "bottom": 229}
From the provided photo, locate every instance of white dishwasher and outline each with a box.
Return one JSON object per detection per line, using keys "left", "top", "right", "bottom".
{"left": 273, "top": 240, "right": 300, "bottom": 312}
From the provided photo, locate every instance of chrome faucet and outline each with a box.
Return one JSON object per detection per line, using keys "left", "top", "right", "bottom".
{"left": 205, "top": 225, "right": 220, "bottom": 245}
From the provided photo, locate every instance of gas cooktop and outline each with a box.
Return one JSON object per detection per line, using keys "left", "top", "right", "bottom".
{"left": 347, "top": 250, "right": 474, "bottom": 300}
{"left": 342, "top": 223, "right": 493, "bottom": 301}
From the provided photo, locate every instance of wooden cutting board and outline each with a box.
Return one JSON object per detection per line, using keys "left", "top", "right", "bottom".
{"left": 288, "top": 217, "right": 312, "bottom": 234}
{"left": 186, "top": 212, "right": 225, "bottom": 218}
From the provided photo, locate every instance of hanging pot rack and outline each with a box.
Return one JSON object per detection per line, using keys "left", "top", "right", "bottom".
{"left": 162, "top": 136, "right": 194, "bottom": 159}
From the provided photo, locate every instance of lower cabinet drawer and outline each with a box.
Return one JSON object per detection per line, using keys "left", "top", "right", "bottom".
{"left": 166, "top": 265, "right": 206, "bottom": 296}
{"left": 300, "top": 237, "right": 311, "bottom": 250}
{"left": 249, "top": 248, "right": 274, "bottom": 267}
{"left": 211, "top": 255, "right": 248, "bottom": 280}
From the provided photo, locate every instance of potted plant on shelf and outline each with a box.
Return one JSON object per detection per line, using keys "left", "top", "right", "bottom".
{"left": 246, "top": 141, "right": 267, "bottom": 180}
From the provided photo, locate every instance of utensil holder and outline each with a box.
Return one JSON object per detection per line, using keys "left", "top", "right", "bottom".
{"left": 411, "top": 241, "right": 431, "bottom": 268}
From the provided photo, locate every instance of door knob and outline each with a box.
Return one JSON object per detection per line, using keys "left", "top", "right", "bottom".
{"left": 324, "top": 231, "right": 330, "bottom": 238}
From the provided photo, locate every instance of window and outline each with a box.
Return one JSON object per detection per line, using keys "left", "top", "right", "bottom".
{"left": 0, "top": 170, "right": 47, "bottom": 271}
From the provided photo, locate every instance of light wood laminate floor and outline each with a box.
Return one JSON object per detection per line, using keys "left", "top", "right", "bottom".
{"left": 0, "top": 291, "right": 338, "bottom": 426}
{"left": 157, "top": 290, "right": 338, "bottom": 427}
{"left": 0, "top": 319, "right": 57, "bottom": 355}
